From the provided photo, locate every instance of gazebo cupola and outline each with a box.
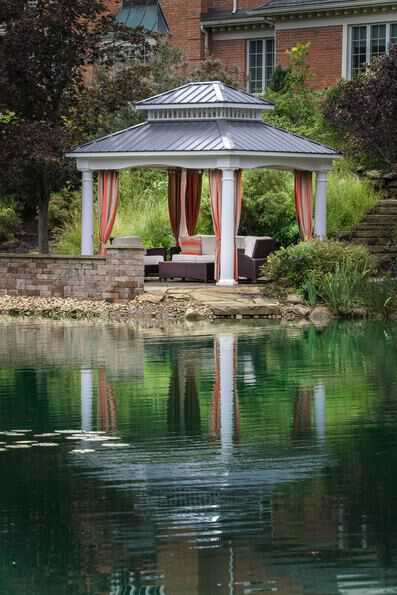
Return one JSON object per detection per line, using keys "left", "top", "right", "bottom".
{"left": 136, "top": 80, "right": 274, "bottom": 123}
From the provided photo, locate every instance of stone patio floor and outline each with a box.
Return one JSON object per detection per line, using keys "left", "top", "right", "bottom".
{"left": 142, "top": 281, "right": 283, "bottom": 318}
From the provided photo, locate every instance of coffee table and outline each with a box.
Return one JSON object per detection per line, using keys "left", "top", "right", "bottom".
{"left": 159, "top": 261, "right": 215, "bottom": 282}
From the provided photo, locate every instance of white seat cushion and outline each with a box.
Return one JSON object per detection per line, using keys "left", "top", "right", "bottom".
{"left": 244, "top": 236, "right": 272, "bottom": 257}
{"left": 200, "top": 235, "right": 216, "bottom": 255}
{"left": 144, "top": 255, "right": 164, "bottom": 265}
{"left": 172, "top": 254, "right": 215, "bottom": 264}
{"left": 236, "top": 236, "right": 245, "bottom": 250}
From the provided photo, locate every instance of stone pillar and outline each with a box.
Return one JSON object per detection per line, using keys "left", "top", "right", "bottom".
{"left": 105, "top": 236, "right": 145, "bottom": 302}
{"left": 218, "top": 168, "right": 237, "bottom": 287}
{"left": 314, "top": 171, "right": 329, "bottom": 240}
{"left": 81, "top": 170, "right": 94, "bottom": 256}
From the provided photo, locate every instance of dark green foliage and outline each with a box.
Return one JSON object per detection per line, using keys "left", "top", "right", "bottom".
{"left": 324, "top": 46, "right": 397, "bottom": 169}
{"left": 267, "top": 240, "right": 396, "bottom": 318}
{"left": 359, "top": 278, "right": 397, "bottom": 319}
{"left": 268, "top": 65, "right": 290, "bottom": 92}
{"left": 0, "top": 0, "right": 113, "bottom": 252}
{"left": 264, "top": 240, "right": 376, "bottom": 287}
{"left": 239, "top": 170, "right": 299, "bottom": 246}
{"left": 190, "top": 57, "right": 239, "bottom": 87}
{"left": 0, "top": 203, "right": 20, "bottom": 242}
{"left": 314, "top": 262, "right": 370, "bottom": 313}
{"left": 0, "top": 1, "right": 186, "bottom": 252}
{"left": 303, "top": 266, "right": 397, "bottom": 318}
{"left": 264, "top": 43, "right": 335, "bottom": 146}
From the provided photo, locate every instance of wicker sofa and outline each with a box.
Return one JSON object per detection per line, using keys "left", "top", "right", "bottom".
{"left": 158, "top": 235, "right": 274, "bottom": 282}
{"left": 144, "top": 248, "right": 166, "bottom": 277}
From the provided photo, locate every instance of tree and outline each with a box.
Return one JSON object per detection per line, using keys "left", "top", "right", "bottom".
{"left": 190, "top": 56, "right": 239, "bottom": 87}
{"left": 68, "top": 32, "right": 186, "bottom": 141}
{"left": 0, "top": 0, "right": 111, "bottom": 253}
{"left": 324, "top": 46, "right": 397, "bottom": 170}
{"left": 264, "top": 43, "right": 332, "bottom": 145}
{"left": 69, "top": 52, "right": 239, "bottom": 144}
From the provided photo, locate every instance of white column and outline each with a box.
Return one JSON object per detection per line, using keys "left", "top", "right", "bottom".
{"left": 218, "top": 168, "right": 237, "bottom": 287}
{"left": 314, "top": 384, "right": 326, "bottom": 444}
{"left": 219, "top": 335, "right": 235, "bottom": 461}
{"left": 81, "top": 170, "right": 94, "bottom": 256}
{"left": 314, "top": 171, "right": 329, "bottom": 240}
{"left": 80, "top": 369, "right": 93, "bottom": 432}
{"left": 178, "top": 169, "right": 188, "bottom": 239}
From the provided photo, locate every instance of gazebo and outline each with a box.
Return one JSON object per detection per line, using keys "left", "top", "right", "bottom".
{"left": 67, "top": 81, "right": 339, "bottom": 287}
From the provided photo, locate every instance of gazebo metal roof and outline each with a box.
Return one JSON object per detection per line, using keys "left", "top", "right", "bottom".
{"left": 135, "top": 81, "right": 274, "bottom": 110}
{"left": 69, "top": 81, "right": 338, "bottom": 164}
{"left": 71, "top": 120, "right": 336, "bottom": 157}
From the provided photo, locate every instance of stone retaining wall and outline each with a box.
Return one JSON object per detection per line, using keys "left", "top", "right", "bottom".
{"left": 0, "top": 243, "right": 144, "bottom": 303}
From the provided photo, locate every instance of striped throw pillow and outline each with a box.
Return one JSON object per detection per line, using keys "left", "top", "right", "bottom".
{"left": 180, "top": 236, "right": 202, "bottom": 255}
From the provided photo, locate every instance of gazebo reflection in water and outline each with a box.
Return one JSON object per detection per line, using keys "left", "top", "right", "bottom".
{"left": 78, "top": 332, "right": 329, "bottom": 595}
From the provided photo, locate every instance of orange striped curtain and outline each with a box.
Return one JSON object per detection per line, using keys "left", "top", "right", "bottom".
{"left": 168, "top": 169, "right": 182, "bottom": 244}
{"left": 98, "top": 171, "right": 120, "bottom": 256}
{"left": 98, "top": 368, "right": 117, "bottom": 433}
{"left": 209, "top": 170, "right": 222, "bottom": 281}
{"left": 185, "top": 170, "right": 203, "bottom": 237}
{"left": 294, "top": 170, "right": 313, "bottom": 241}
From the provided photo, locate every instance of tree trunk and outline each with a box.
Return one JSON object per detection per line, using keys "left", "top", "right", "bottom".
{"left": 38, "top": 195, "right": 49, "bottom": 254}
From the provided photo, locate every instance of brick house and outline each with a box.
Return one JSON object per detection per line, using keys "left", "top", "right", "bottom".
{"left": 112, "top": 0, "right": 397, "bottom": 91}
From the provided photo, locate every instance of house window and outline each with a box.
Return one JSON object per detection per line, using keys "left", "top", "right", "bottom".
{"left": 248, "top": 38, "right": 275, "bottom": 93}
{"left": 350, "top": 22, "right": 397, "bottom": 78}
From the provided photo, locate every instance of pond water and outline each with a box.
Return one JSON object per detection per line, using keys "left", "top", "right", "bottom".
{"left": 0, "top": 319, "right": 397, "bottom": 595}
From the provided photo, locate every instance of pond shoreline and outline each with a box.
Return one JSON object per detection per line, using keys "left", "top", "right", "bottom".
{"left": 0, "top": 288, "right": 367, "bottom": 326}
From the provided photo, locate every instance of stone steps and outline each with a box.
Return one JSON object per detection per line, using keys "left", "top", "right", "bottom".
{"left": 348, "top": 198, "right": 397, "bottom": 270}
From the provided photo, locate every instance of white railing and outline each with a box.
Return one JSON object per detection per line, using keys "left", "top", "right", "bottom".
{"left": 147, "top": 107, "right": 262, "bottom": 122}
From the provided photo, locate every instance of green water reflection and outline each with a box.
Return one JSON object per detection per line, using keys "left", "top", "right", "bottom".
{"left": 0, "top": 320, "right": 396, "bottom": 595}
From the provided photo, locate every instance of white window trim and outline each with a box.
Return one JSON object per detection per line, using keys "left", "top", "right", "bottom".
{"left": 246, "top": 37, "right": 275, "bottom": 93}
{"left": 347, "top": 20, "right": 397, "bottom": 79}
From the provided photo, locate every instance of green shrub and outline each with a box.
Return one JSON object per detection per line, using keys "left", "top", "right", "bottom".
{"left": 49, "top": 189, "right": 80, "bottom": 232}
{"left": 301, "top": 264, "right": 396, "bottom": 318}
{"left": 52, "top": 202, "right": 86, "bottom": 255}
{"left": 264, "top": 240, "right": 376, "bottom": 288}
{"left": 359, "top": 278, "right": 397, "bottom": 319}
{"left": 239, "top": 170, "right": 299, "bottom": 246}
{"left": 317, "top": 262, "right": 370, "bottom": 313}
{"left": 327, "top": 165, "right": 379, "bottom": 237}
{"left": 0, "top": 204, "right": 20, "bottom": 242}
{"left": 264, "top": 43, "right": 335, "bottom": 146}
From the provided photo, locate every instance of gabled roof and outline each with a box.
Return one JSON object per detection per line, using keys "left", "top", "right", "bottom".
{"left": 69, "top": 120, "right": 338, "bottom": 157}
{"left": 253, "top": 0, "right": 395, "bottom": 12}
{"left": 115, "top": 1, "right": 169, "bottom": 34}
{"left": 135, "top": 81, "right": 273, "bottom": 109}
